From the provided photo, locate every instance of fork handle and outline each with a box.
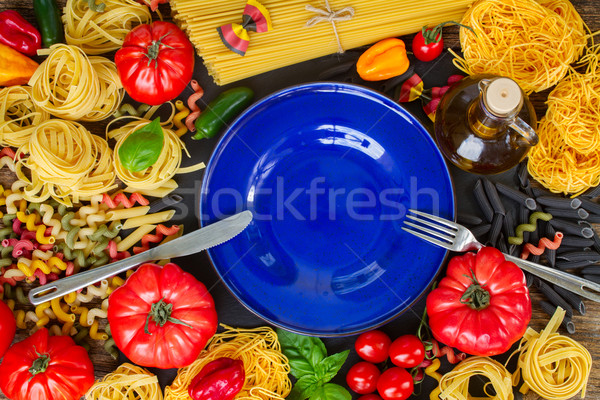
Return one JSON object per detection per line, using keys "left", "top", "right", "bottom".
{"left": 503, "top": 253, "right": 600, "bottom": 303}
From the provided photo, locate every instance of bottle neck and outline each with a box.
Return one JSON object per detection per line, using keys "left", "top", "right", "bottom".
{"left": 467, "top": 95, "right": 511, "bottom": 139}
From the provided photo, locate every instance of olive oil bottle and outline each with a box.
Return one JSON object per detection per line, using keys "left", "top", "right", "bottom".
{"left": 434, "top": 75, "right": 538, "bottom": 174}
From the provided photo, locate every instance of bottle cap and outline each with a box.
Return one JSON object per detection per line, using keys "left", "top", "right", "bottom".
{"left": 484, "top": 78, "right": 523, "bottom": 116}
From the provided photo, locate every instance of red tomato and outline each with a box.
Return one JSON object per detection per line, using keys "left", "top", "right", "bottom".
{"left": 426, "top": 247, "right": 531, "bottom": 356}
{"left": 412, "top": 28, "right": 443, "bottom": 62}
{"left": 376, "top": 367, "right": 414, "bottom": 400}
{"left": 355, "top": 330, "right": 391, "bottom": 363}
{"left": 0, "top": 328, "right": 94, "bottom": 400}
{"left": 115, "top": 21, "right": 195, "bottom": 105}
{"left": 107, "top": 262, "right": 218, "bottom": 368}
{"left": 0, "top": 299, "right": 16, "bottom": 357}
{"left": 389, "top": 334, "right": 425, "bottom": 368}
{"left": 358, "top": 395, "right": 383, "bottom": 400}
{"left": 346, "top": 362, "right": 381, "bottom": 395}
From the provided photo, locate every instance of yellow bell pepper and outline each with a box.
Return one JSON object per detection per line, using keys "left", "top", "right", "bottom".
{"left": 0, "top": 42, "right": 39, "bottom": 87}
{"left": 356, "top": 38, "right": 410, "bottom": 81}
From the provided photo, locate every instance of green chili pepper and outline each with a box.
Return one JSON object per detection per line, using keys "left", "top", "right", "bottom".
{"left": 33, "top": 0, "right": 65, "bottom": 47}
{"left": 193, "top": 87, "right": 254, "bottom": 140}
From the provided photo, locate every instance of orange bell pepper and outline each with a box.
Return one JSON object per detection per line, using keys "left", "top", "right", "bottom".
{"left": 356, "top": 38, "right": 410, "bottom": 81}
{"left": 0, "top": 42, "right": 39, "bottom": 87}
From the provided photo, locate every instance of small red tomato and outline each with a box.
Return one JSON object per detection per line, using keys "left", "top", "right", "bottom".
{"left": 389, "top": 334, "right": 425, "bottom": 368}
{"left": 358, "top": 394, "right": 383, "bottom": 400}
{"left": 355, "top": 330, "right": 392, "bottom": 363}
{"left": 376, "top": 367, "right": 414, "bottom": 400}
{"left": 412, "top": 27, "right": 443, "bottom": 62}
{"left": 346, "top": 362, "right": 381, "bottom": 395}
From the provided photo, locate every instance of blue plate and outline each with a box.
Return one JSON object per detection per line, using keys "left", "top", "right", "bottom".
{"left": 200, "top": 82, "right": 454, "bottom": 336}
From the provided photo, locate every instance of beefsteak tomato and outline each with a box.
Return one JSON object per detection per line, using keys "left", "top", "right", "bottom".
{"left": 0, "top": 328, "right": 94, "bottom": 400}
{"left": 0, "top": 299, "right": 16, "bottom": 357}
{"left": 107, "top": 262, "right": 218, "bottom": 368}
{"left": 115, "top": 21, "right": 194, "bottom": 105}
{"left": 426, "top": 247, "right": 531, "bottom": 356}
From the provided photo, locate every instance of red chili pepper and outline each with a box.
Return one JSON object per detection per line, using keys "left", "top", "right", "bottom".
{"left": 0, "top": 10, "right": 42, "bottom": 57}
{"left": 188, "top": 357, "right": 245, "bottom": 400}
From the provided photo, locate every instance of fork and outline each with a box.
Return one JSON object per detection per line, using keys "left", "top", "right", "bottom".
{"left": 402, "top": 209, "right": 600, "bottom": 303}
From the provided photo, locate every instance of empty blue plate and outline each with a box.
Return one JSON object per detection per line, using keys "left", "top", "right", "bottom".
{"left": 200, "top": 82, "right": 454, "bottom": 336}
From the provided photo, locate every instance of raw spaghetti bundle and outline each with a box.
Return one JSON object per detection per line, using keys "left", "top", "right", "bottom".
{"left": 28, "top": 44, "right": 123, "bottom": 121}
{"left": 528, "top": 47, "right": 600, "bottom": 195}
{"left": 63, "top": 0, "right": 152, "bottom": 55}
{"left": 170, "top": 0, "right": 476, "bottom": 85}
{"left": 0, "top": 85, "right": 50, "bottom": 148}
{"left": 453, "top": 0, "right": 587, "bottom": 93}
{"left": 164, "top": 325, "right": 291, "bottom": 400}
{"left": 15, "top": 119, "right": 117, "bottom": 205}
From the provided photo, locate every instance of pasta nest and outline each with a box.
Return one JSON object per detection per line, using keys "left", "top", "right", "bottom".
{"left": 454, "top": 0, "right": 587, "bottom": 93}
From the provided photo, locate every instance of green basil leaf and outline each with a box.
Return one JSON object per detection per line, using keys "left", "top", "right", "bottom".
{"left": 277, "top": 328, "right": 327, "bottom": 378}
{"left": 315, "top": 350, "right": 349, "bottom": 384}
{"left": 309, "top": 383, "right": 351, "bottom": 400}
{"left": 287, "top": 374, "right": 320, "bottom": 400}
{"left": 118, "top": 117, "right": 164, "bottom": 172}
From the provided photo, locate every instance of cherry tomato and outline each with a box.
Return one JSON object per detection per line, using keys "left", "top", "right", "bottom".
{"left": 355, "top": 330, "right": 392, "bottom": 363}
{"left": 389, "top": 334, "right": 425, "bottom": 368}
{"left": 358, "top": 394, "right": 383, "bottom": 400}
{"left": 376, "top": 367, "right": 414, "bottom": 400}
{"left": 346, "top": 362, "right": 381, "bottom": 395}
{"left": 412, "top": 28, "right": 443, "bottom": 62}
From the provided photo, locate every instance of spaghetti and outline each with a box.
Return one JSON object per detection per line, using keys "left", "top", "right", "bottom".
{"left": 164, "top": 325, "right": 291, "bottom": 400}
{"left": 452, "top": 0, "right": 587, "bottom": 93}
{"left": 0, "top": 86, "right": 50, "bottom": 148}
{"left": 63, "top": 0, "right": 152, "bottom": 55}
{"left": 510, "top": 307, "right": 592, "bottom": 400}
{"left": 28, "top": 44, "right": 123, "bottom": 121}
{"left": 170, "top": 0, "right": 475, "bottom": 85}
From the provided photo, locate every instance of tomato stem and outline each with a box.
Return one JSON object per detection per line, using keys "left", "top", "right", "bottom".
{"left": 145, "top": 33, "right": 173, "bottom": 68}
{"left": 145, "top": 297, "right": 193, "bottom": 334}
{"left": 29, "top": 351, "right": 50, "bottom": 377}
{"left": 421, "top": 21, "right": 476, "bottom": 45}
{"left": 460, "top": 270, "right": 490, "bottom": 310}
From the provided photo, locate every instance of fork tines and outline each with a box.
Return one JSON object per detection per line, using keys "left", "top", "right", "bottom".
{"left": 401, "top": 209, "right": 457, "bottom": 249}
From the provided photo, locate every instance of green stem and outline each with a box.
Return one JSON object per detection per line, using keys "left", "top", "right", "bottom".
{"left": 29, "top": 352, "right": 50, "bottom": 377}
{"left": 145, "top": 34, "right": 173, "bottom": 68}
{"left": 460, "top": 270, "right": 490, "bottom": 310}
{"left": 144, "top": 298, "right": 193, "bottom": 334}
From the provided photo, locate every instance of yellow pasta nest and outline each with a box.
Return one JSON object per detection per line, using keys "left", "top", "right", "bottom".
{"left": 15, "top": 119, "right": 117, "bottom": 205}
{"left": 528, "top": 54, "right": 600, "bottom": 195}
{"left": 165, "top": 325, "right": 292, "bottom": 400}
{"left": 453, "top": 0, "right": 587, "bottom": 93}
{"left": 64, "top": 0, "right": 151, "bottom": 55}
{"left": 0, "top": 85, "right": 50, "bottom": 148}
{"left": 28, "top": 44, "right": 123, "bottom": 121}
{"left": 85, "top": 363, "right": 163, "bottom": 400}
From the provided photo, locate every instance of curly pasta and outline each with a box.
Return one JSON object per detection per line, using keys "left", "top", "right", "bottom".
{"left": 64, "top": 0, "right": 151, "bottom": 55}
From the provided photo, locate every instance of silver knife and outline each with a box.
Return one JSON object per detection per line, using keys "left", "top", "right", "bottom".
{"left": 28, "top": 210, "right": 253, "bottom": 305}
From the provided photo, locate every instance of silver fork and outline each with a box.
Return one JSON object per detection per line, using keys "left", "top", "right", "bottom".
{"left": 402, "top": 209, "right": 600, "bottom": 303}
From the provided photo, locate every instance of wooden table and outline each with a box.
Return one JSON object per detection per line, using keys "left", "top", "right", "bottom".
{"left": 0, "top": 0, "right": 599, "bottom": 399}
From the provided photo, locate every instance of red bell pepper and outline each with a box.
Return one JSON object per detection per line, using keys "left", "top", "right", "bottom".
{"left": 0, "top": 10, "right": 42, "bottom": 56}
{"left": 188, "top": 357, "right": 245, "bottom": 400}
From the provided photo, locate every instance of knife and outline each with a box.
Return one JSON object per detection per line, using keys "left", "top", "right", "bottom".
{"left": 28, "top": 210, "right": 253, "bottom": 305}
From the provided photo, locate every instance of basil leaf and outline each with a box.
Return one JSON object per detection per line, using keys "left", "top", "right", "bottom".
{"left": 314, "top": 350, "right": 349, "bottom": 384}
{"left": 287, "top": 374, "right": 320, "bottom": 400}
{"left": 118, "top": 117, "right": 164, "bottom": 172}
{"left": 277, "top": 328, "right": 327, "bottom": 378}
{"left": 309, "top": 383, "right": 351, "bottom": 400}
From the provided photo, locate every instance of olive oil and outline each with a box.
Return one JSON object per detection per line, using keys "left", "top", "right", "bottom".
{"left": 434, "top": 75, "right": 537, "bottom": 174}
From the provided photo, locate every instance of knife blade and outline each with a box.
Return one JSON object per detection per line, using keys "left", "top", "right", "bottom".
{"left": 28, "top": 210, "right": 253, "bottom": 305}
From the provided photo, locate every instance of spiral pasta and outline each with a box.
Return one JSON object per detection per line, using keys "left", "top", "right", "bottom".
{"left": 63, "top": 0, "right": 151, "bottom": 55}
{"left": 28, "top": 44, "right": 123, "bottom": 121}
{"left": 15, "top": 119, "right": 117, "bottom": 205}
{"left": 452, "top": 0, "right": 587, "bottom": 93}
{"left": 0, "top": 86, "right": 50, "bottom": 148}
